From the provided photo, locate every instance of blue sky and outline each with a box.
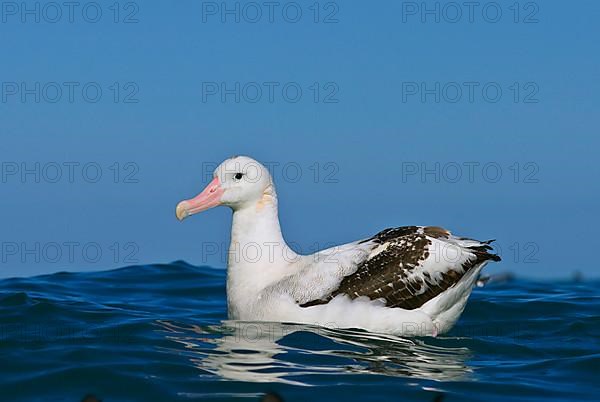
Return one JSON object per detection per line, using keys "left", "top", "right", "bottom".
{"left": 1, "top": 0, "right": 598, "bottom": 278}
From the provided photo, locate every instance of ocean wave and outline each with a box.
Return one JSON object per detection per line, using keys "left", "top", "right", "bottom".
{"left": 1, "top": 263, "right": 598, "bottom": 401}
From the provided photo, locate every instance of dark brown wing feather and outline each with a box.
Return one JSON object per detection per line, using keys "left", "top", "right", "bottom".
{"left": 300, "top": 226, "right": 500, "bottom": 310}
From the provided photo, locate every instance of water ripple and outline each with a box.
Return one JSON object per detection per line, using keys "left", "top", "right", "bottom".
{"left": 1, "top": 264, "right": 598, "bottom": 401}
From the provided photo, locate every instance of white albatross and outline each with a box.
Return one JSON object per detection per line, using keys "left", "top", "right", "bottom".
{"left": 176, "top": 156, "right": 500, "bottom": 336}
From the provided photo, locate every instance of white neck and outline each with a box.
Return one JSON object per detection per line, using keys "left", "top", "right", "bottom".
{"left": 226, "top": 186, "right": 299, "bottom": 319}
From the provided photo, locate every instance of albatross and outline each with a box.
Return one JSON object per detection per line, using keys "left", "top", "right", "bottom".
{"left": 176, "top": 156, "right": 500, "bottom": 336}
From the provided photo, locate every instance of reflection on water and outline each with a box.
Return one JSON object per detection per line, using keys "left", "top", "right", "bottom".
{"left": 155, "top": 320, "right": 473, "bottom": 385}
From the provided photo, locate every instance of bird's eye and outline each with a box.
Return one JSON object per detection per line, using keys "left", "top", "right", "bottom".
{"left": 234, "top": 173, "right": 244, "bottom": 180}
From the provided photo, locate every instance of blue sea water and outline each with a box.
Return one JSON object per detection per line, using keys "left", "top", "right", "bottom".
{"left": 1, "top": 262, "right": 598, "bottom": 402}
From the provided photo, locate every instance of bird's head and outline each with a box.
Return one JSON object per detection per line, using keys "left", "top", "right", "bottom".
{"left": 176, "top": 156, "right": 275, "bottom": 220}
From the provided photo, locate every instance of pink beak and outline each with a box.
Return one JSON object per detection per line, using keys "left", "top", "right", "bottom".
{"left": 176, "top": 177, "right": 225, "bottom": 221}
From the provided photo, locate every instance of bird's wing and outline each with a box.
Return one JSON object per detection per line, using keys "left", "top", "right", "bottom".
{"left": 273, "top": 226, "right": 500, "bottom": 310}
